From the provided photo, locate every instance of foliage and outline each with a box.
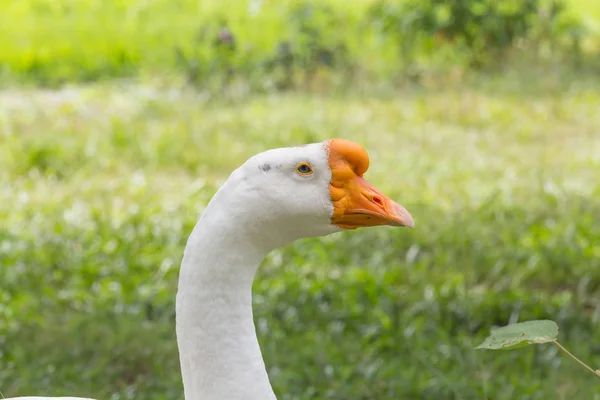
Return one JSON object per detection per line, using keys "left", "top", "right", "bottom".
{"left": 262, "top": 2, "right": 353, "bottom": 90}
{"left": 476, "top": 320, "right": 559, "bottom": 350}
{"left": 1, "top": 72, "right": 600, "bottom": 398}
{"left": 175, "top": 2, "right": 352, "bottom": 91}
{"left": 0, "top": 0, "right": 597, "bottom": 87}
{"left": 367, "top": 0, "right": 585, "bottom": 66}
{"left": 477, "top": 320, "right": 600, "bottom": 380}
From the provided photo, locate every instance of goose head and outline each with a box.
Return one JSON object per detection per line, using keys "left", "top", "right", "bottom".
{"left": 215, "top": 138, "right": 414, "bottom": 248}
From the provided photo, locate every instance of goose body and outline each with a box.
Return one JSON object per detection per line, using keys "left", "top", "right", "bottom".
{"left": 7, "top": 139, "right": 413, "bottom": 400}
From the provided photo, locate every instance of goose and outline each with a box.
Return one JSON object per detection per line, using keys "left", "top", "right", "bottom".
{"left": 6, "top": 138, "right": 414, "bottom": 400}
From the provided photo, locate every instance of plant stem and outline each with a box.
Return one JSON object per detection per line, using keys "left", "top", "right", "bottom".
{"left": 552, "top": 340, "right": 600, "bottom": 379}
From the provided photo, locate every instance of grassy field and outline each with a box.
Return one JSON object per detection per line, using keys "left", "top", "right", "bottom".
{"left": 2, "top": 0, "right": 600, "bottom": 398}
{"left": 2, "top": 0, "right": 599, "bottom": 86}
{"left": 1, "top": 70, "right": 600, "bottom": 399}
{"left": 0, "top": 0, "right": 380, "bottom": 84}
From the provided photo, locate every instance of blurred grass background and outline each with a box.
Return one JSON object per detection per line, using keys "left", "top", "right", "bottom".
{"left": 1, "top": 0, "right": 600, "bottom": 399}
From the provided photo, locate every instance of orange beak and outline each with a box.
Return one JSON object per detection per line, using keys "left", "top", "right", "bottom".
{"left": 328, "top": 139, "right": 414, "bottom": 230}
{"left": 331, "top": 176, "right": 414, "bottom": 229}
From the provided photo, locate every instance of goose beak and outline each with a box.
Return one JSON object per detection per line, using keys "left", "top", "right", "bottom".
{"left": 331, "top": 176, "right": 414, "bottom": 230}
{"left": 327, "top": 138, "right": 414, "bottom": 230}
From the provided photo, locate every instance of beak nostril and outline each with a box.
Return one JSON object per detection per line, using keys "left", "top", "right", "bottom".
{"left": 372, "top": 196, "right": 383, "bottom": 206}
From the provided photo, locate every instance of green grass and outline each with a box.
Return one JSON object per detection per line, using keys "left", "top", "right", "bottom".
{"left": 1, "top": 0, "right": 599, "bottom": 86}
{"left": 0, "top": 0, "right": 369, "bottom": 84}
{"left": 1, "top": 72, "right": 600, "bottom": 399}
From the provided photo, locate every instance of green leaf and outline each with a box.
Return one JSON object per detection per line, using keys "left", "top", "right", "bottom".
{"left": 475, "top": 320, "right": 559, "bottom": 350}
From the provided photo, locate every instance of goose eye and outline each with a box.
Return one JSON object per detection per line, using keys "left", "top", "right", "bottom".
{"left": 296, "top": 162, "right": 313, "bottom": 176}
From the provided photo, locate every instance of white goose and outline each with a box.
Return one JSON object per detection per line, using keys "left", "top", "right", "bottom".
{"left": 6, "top": 139, "right": 413, "bottom": 400}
